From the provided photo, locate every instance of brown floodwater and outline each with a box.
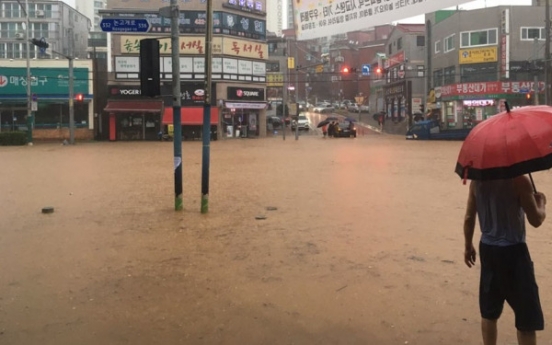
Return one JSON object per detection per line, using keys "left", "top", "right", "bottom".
{"left": 2, "top": 132, "right": 552, "bottom": 344}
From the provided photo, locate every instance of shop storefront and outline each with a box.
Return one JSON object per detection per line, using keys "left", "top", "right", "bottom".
{"left": 384, "top": 80, "right": 412, "bottom": 122}
{"left": 221, "top": 86, "right": 266, "bottom": 138}
{"left": 439, "top": 81, "right": 544, "bottom": 129}
{"left": 104, "top": 85, "right": 163, "bottom": 141}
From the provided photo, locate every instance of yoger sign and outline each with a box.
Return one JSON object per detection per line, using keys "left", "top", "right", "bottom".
{"left": 294, "top": 0, "right": 472, "bottom": 40}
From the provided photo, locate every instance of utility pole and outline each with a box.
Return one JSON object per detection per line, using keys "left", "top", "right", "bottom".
{"left": 68, "top": 27, "right": 75, "bottom": 144}
{"left": 25, "top": 0, "right": 32, "bottom": 145}
{"left": 282, "top": 37, "right": 288, "bottom": 141}
{"left": 545, "top": 0, "right": 551, "bottom": 105}
{"left": 170, "top": 0, "right": 183, "bottom": 211}
{"left": 200, "top": 0, "right": 213, "bottom": 214}
{"left": 533, "top": 37, "right": 540, "bottom": 106}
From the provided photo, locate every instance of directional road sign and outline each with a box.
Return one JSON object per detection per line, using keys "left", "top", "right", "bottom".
{"left": 362, "top": 64, "right": 371, "bottom": 76}
{"left": 100, "top": 18, "right": 151, "bottom": 33}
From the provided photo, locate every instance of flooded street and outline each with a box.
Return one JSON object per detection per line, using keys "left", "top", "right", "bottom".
{"left": 2, "top": 134, "right": 552, "bottom": 344}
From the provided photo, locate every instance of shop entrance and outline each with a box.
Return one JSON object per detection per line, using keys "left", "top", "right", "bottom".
{"left": 222, "top": 108, "right": 259, "bottom": 138}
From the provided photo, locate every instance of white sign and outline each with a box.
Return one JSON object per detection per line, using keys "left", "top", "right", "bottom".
{"left": 294, "top": 0, "right": 471, "bottom": 40}
{"left": 252, "top": 62, "right": 266, "bottom": 76}
{"left": 225, "top": 102, "right": 267, "bottom": 109}
{"left": 115, "top": 56, "right": 139, "bottom": 72}
{"left": 213, "top": 58, "right": 223, "bottom": 73}
{"left": 223, "top": 58, "right": 238, "bottom": 74}
{"left": 238, "top": 60, "right": 253, "bottom": 75}
{"left": 194, "top": 57, "right": 205, "bottom": 73}
{"left": 162, "top": 57, "right": 194, "bottom": 73}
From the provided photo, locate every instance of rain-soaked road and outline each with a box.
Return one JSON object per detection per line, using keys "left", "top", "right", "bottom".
{"left": 2, "top": 133, "right": 552, "bottom": 345}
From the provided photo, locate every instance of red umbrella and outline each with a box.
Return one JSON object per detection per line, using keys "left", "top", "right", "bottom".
{"left": 455, "top": 104, "right": 552, "bottom": 189}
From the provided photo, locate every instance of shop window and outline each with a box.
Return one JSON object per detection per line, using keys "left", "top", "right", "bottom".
{"left": 416, "top": 35, "right": 425, "bottom": 47}
{"left": 444, "top": 66, "right": 455, "bottom": 85}
{"left": 433, "top": 69, "right": 443, "bottom": 87}
{"left": 521, "top": 27, "right": 545, "bottom": 41}
{"left": 460, "top": 63, "right": 497, "bottom": 83}
{"left": 460, "top": 28, "right": 498, "bottom": 48}
{"left": 397, "top": 37, "right": 403, "bottom": 50}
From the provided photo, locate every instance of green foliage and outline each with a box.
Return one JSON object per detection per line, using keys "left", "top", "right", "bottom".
{"left": 0, "top": 131, "right": 27, "bottom": 146}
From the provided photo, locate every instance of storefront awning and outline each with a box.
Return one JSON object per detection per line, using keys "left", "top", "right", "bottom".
{"left": 104, "top": 100, "right": 164, "bottom": 113}
{"left": 162, "top": 107, "right": 219, "bottom": 125}
{"left": 225, "top": 102, "right": 267, "bottom": 109}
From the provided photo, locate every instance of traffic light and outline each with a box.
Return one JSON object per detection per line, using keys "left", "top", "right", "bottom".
{"left": 341, "top": 67, "right": 358, "bottom": 73}
{"left": 30, "top": 38, "right": 49, "bottom": 49}
{"left": 139, "top": 38, "right": 161, "bottom": 98}
{"left": 75, "top": 93, "right": 84, "bottom": 102}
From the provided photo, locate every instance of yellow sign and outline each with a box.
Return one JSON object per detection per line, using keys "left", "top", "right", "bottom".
{"left": 287, "top": 57, "right": 295, "bottom": 69}
{"left": 315, "top": 64, "right": 324, "bottom": 73}
{"left": 120, "top": 36, "right": 267, "bottom": 60}
{"left": 459, "top": 47, "right": 498, "bottom": 64}
{"left": 266, "top": 73, "right": 284, "bottom": 86}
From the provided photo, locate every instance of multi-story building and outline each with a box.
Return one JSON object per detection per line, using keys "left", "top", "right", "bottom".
{"left": 266, "top": 0, "right": 283, "bottom": 36}
{"left": 368, "top": 24, "right": 426, "bottom": 127}
{"left": 0, "top": 0, "right": 94, "bottom": 140}
{"left": 100, "top": 0, "right": 267, "bottom": 140}
{"left": 75, "top": 0, "right": 106, "bottom": 32}
{"left": 286, "top": 0, "right": 293, "bottom": 29}
{"left": 427, "top": 6, "right": 547, "bottom": 129}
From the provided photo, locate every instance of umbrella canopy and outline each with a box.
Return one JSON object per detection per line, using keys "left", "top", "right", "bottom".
{"left": 455, "top": 105, "right": 552, "bottom": 182}
{"left": 317, "top": 120, "right": 330, "bottom": 128}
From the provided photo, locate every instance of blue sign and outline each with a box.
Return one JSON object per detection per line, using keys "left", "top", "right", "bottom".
{"left": 362, "top": 64, "right": 371, "bottom": 76}
{"left": 100, "top": 18, "right": 151, "bottom": 33}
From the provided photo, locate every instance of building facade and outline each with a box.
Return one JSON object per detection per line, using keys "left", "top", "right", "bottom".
{"left": 427, "top": 6, "right": 546, "bottom": 129}
{"left": 0, "top": 0, "right": 91, "bottom": 59}
{"left": 369, "top": 24, "right": 426, "bottom": 126}
{"left": 0, "top": 1, "right": 93, "bottom": 140}
{"left": 101, "top": 0, "right": 267, "bottom": 140}
{"left": 266, "top": 0, "right": 283, "bottom": 36}
{"left": 75, "top": 0, "right": 106, "bottom": 32}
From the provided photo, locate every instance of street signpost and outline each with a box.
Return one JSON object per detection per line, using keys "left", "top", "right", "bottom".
{"left": 362, "top": 64, "right": 371, "bottom": 76}
{"left": 100, "top": 18, "right": 151, "bottom": 33}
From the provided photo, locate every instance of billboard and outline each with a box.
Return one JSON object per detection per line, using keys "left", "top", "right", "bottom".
{"left": 293, "top": 0, "right": 472, "bottom": 40}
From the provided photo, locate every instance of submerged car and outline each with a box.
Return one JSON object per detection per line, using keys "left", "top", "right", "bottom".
{"left": 291, "top": 114, "right": 310, "bottom": 130}
{"left": 334, "top": 121, "right": 357, "bottom": 138}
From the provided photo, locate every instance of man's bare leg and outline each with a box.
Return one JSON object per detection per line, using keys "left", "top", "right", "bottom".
{"left": 482, "top": 318, "right": 498, "bottom": 345}
{"left": 517, "top": 330, "right": 536, "bottom": 345}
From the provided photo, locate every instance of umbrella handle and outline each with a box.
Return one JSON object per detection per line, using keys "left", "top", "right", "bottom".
{"left": 529, "top": 173, "right": 537, "bottom": 193}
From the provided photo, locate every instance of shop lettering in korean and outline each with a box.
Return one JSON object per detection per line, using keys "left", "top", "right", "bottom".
{"left": 0, "top": 67, "right": 89, "bottom": 95}
{"left": 109, "top": 85, "right": 142, "bottom": 97}
{"left": 459, "top": 47, "right": 498, "bottom": 64}
{"left": 294, "top": 0, "right": 471, "bottom": 40}
{"left": 223, "top": 0, "right": 265, "bottom": 15}
{"left": 384, "top": 81, "right": 406, "bottom": 98}
{"left": 440, "top": 81, "right": 545, "bottom": 99}
{"left": 162, "top": 82, "right": 216, "bottom": 106}
{"left": 227, "top": 87, "right": 265, "bottom": 101}
{"left": 102, "top": 10, "right": 265, "bottom": 39}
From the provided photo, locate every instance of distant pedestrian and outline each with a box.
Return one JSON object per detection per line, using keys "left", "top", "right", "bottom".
{"left": 322, "top": 123, "right": 328, "bottom": 138}
{"left": 328, "top": 121, "right": 335, "bottom": 137}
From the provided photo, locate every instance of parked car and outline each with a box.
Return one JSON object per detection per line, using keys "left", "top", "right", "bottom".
{"left": 313, "top": 103, "right": 335, "bottom": 113}
{"left": 334, "top": 121, "right": 357, "bottom": 138}
{"left": 359, "top": 104, "right": 370, "bottom": 113}
{"left": 347, "top": 103, "right": 360, "bottom": 112}
{"left": 291, "top": 114, "right": 310, "bottom": 130}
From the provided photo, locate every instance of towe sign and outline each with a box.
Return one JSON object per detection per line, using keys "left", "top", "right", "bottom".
{"left": 227, "top": 86, "right": 265, "bottom": 101}
{"left": 295, "top": 0, "right": 471, "bottom": 40}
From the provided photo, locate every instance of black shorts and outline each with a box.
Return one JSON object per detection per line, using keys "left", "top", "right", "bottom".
{"left": 479, "top": 242, "right": 544, "bottom": 331}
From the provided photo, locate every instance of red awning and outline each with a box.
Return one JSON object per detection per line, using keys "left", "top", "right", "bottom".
{"left": 104, "top": 100, "right": 164, "bottom": 113}
{"left": 162, "top": 107, "right": 219, "bottom": 125}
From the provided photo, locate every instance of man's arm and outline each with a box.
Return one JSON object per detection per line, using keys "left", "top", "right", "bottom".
{"left": 464, "top": 181, "right": 477, "bottom": 268}
{"left": 514, "top": 176, "right": 547, "bottom": 228}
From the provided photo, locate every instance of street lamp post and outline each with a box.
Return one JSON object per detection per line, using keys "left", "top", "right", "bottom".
{"left": 16, "top": 0, "right": 33, "bottom": 144}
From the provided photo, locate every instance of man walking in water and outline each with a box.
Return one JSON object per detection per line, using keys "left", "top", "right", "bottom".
{"left": 463, "top": 175, "right": 547, "bottom": 345}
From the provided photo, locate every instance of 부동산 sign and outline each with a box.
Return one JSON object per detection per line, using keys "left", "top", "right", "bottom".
{"left": 0, "top": 67, "right": 89, "bottom": 96}
{"left": 294, "top": 0, "right": 472, "bottom": 40}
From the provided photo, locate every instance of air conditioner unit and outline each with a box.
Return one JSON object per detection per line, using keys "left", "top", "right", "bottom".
{"left": 36, "top": 10, "right": 45, "bottom": 17}
{"left": 15, "top": 32, "right": 25, "bottom": 40}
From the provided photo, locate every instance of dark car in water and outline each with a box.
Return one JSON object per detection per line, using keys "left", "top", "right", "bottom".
{"left": 334, "top": 121, "right": 357, "bottom": 138}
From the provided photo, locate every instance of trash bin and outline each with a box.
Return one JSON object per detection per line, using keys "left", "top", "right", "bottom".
{"left": 240, "top": 125, "right": 248, "bottom": 138}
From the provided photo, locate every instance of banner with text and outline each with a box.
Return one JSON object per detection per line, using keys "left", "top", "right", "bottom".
{"left": 294, "top": 0, "right": 472, "bottom": 41}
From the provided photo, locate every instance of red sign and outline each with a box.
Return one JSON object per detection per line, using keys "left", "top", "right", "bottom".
{"left": 440, "top": 81, "right": 545, "bottom": 98}
{"left": 384, "top": 51, "right": 405, "bottom": 68}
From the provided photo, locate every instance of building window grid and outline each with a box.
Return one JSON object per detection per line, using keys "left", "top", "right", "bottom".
{"left": 444, "top": 34, "right": 455, "bottom": 53}
{"left": 460, "top": 28, "right": 498, "bottom": 48}
{"left": 397, "top": 37, "right": 402, "bottom": 50}
{"left": 521, "top": 27, "right": 546, "bottom": 41}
